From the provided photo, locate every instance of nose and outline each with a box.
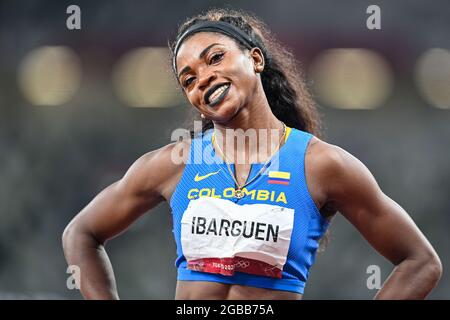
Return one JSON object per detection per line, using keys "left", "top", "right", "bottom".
{"left": 197, "top": 69, "right": 216, "bottom": 91}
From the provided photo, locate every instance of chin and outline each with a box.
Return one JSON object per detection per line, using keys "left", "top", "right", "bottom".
{"left": 208, "top": 103, "right": 240, "bottom": 124}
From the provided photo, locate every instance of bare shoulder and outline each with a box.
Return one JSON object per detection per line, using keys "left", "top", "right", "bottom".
{"left": 305, "top": 136, "right": 378, "bottom": 211}
{"left": 306, "top": 137, "right": 356, "bottom": 175}
{"left": 119, "top": 138, "right": 191, "bottom": 201}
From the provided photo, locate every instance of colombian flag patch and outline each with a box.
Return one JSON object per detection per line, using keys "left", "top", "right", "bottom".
{"left": 268, "top": 171, "right": 290, "bottom": 185}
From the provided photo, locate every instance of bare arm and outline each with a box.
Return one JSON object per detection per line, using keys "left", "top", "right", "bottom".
{"left": 309, "top": 139, "right": 442, "bottom": 299}
{"left": 62, "top": 142, "right": 186, "bottom": 299}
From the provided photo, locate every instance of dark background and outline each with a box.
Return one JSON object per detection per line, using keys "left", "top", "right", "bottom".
{"left": 0, "top": 0, "right": 449, "bottom": 299}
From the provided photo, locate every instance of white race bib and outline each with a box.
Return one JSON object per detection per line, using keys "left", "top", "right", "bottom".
{"left": 181, "top": 197, "right": 295, "bottom": 278}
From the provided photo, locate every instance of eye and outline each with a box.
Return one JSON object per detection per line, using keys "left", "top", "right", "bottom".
{"left": 183, "top": 77, "right": 195, "bottom": 87}
{"left": 209, "top": 52, "right": 224, "bottom": 64}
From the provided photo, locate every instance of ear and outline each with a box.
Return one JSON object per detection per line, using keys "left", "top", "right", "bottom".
{"left": 250, "top": 47, "right": 265, "bottom": 73}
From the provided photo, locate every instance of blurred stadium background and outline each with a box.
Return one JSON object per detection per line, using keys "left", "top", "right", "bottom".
{"left": 0, "top": 0, "right": 449, "bottom": 299}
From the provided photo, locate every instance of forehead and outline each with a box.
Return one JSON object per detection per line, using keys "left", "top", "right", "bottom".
{"left": 175, "top": 32, "right": 240, "bottom": 68}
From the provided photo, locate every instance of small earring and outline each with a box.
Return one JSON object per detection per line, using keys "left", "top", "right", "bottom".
{"left": 200, "top": 113, "right": 206, "bottom": 119}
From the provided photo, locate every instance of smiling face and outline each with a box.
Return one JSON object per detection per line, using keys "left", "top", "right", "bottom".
{"left": 175, "top": 32, "right": 265, "bottom": 123}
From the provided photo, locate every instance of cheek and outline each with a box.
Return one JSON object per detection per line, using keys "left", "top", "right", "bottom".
{"left": 228, "top": 58, "right": 257, "bottom": 93}
{"left": 184, "top": 90, "right": 201, "bottom": 109}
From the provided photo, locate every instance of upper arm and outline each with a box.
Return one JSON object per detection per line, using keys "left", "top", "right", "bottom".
{"left": 65, "top": 142, "right": 186, "bottom": 244}
{"left": 315, "top": 142, "right": 438, "bottom": 265}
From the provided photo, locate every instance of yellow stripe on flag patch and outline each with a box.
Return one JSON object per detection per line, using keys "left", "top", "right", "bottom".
{"left": 268, "top": 171, "right": 291, "bottom": 179}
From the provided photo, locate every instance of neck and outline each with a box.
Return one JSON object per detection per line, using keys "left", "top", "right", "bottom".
{"left": 212, "top": 89, "right": 286, "bottom": 164}
{"left": 213, "top": 88, "right": 281, "bottom": 134}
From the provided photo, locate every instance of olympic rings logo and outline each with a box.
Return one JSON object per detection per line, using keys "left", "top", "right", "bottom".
{"left": 235, "top": 260, "right": 250, "bottom": 269}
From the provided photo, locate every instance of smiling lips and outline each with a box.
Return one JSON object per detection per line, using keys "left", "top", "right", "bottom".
{"left": 205, "top": 83, "right": 231, "bottom": 106}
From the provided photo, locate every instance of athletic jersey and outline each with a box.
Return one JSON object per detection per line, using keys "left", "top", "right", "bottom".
{"left": 169, "top": 127, "right": 330, "bottom": 294}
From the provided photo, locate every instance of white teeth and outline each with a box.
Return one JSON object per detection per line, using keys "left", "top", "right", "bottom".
{"left": 208, "top": 84, "right": 229, "bottom": 103}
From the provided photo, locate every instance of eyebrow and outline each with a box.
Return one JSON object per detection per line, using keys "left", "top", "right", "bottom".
{"left": 177, "top": 43, "right": 222, "bottom": 80}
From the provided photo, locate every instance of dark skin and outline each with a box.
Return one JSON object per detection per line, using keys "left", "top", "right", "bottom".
{"left": 62, "top": 32, "right": 442, "bottom": 300}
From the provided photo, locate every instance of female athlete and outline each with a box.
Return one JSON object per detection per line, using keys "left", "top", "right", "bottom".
{"left": 62, "top": 9, "right": 442, "bottom": 300}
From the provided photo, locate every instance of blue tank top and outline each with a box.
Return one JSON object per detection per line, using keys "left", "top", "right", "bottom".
{"left": 169, "top": 127, "right": 329, "bottom": 294}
